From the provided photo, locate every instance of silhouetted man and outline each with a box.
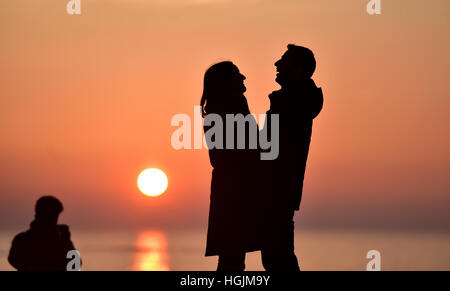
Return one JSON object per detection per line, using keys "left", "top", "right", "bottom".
{"left": 261, "top": 44, "right": 323, "bottom": 271}
{"left": 8, "top": 196, "right": 79, "bottom": 271}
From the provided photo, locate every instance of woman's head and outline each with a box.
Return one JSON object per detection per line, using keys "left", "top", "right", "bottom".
{"left": 200, "top": 61, "right": 247, "bottom": 117}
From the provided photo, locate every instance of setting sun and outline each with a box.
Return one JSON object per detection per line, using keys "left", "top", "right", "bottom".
{"left": 137, "top": 168, "right": 168, "bottom": 197}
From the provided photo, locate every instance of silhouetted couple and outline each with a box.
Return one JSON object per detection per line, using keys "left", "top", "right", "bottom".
{"left": 8, "top": 196, "right": 80, "bottom": 271}
{"left": 201, "top": 44, "right": 323, "bottom": 271}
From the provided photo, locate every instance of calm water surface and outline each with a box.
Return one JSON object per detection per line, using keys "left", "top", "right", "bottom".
{"left": 1, "top": 229, "right": 449, "bottom": 270}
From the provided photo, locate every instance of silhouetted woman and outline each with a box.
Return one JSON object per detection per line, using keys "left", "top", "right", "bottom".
{"left": 201, "top": 61, "right": 261, "bottom": 271}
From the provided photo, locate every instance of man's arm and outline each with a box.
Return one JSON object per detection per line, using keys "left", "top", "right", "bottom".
{"left": 58, "top": 225, "right": 82, "bottom": 268}
{"left": 8, "top": 234, "right": 26, "bottom": 271}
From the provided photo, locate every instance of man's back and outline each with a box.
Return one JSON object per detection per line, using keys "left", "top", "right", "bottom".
{"left": 8, "top": 222, "right": 75, "bottom": 271}
{"left": 265, "top": 78, "right": 323, "bottom": 210}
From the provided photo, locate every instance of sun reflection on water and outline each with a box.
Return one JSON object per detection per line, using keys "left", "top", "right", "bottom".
{"left": 133, "top": 230, "right": 170, "bottom": 271}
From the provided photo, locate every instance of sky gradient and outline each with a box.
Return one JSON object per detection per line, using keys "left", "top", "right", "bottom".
{"left": 1, "top": 0, "right": 449, "bottom": 231}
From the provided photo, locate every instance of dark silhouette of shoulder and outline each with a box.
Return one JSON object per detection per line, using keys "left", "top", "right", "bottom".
{"left": 9, "top": 223, "right": 75, "bottom": 271}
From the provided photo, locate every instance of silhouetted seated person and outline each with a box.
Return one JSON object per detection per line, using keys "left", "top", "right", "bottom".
{"left": 8, "top": 196, "right": 79, "bottom": 271}
{"left": 261, "top": 44, "right": 323, "bottom": 271}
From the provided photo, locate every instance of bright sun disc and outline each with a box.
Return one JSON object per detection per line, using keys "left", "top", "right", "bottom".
{"left": 137, "top": 168, "right": 168, "bottom": 197}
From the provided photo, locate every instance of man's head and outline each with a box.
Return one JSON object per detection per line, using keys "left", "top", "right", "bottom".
{"left": 275, "top": 44, "right": 316, "bottom": 87}
{"left": 35, "top": 196, "right": 64, "bottom": 225}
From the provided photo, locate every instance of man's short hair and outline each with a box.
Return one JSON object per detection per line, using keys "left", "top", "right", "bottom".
{"left": 287, "top": 44, "right": 316, "bottom": 78}
{"left": 35, "top": 196, "right": 63, "bottom": 217}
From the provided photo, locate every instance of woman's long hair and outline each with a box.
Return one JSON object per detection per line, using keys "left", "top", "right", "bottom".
{"left": 200, "top": 61, "right": 249, "bottom": 118}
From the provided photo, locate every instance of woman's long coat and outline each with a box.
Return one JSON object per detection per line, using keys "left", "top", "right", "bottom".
{"left": 204, "top": 113, "right": 262, "bottom": 256}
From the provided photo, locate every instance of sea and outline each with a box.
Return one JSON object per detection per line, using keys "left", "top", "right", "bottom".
{"left": 1, "top": 228, "right": 449, "bottom": 271}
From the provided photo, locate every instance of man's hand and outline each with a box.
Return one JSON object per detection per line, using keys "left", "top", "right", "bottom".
{"left": 56, "top": 224, "right": 71, "bottom": 239}
{"left": 268, "top": 90, "right": 283, "bottom": 111}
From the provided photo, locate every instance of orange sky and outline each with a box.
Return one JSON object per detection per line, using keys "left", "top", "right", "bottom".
{"left": 0, "top": 0, "right": 449, "bottom": 231}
